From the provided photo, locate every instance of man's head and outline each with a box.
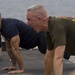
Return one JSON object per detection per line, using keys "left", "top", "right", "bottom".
{"left": 26, "top": 4, "right": 49, "bottom": 32}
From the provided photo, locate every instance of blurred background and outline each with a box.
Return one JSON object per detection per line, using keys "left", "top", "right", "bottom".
{"left": 0, "top": 0, "right": 75, "bottom": 22}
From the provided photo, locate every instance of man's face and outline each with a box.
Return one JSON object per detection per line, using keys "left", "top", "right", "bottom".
{"left": 27, "top": 11, "right": 42, "bottom": 32}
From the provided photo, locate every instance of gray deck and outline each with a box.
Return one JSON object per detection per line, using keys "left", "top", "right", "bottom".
{"left": 0, "top": 49, "right": 75, "bottom": 75}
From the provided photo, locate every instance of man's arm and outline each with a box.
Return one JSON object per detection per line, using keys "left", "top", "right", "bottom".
{"left": 8, "top": 34, "right": 24, "bottom": 74}
{"left": 53, "top": 45, "right": 65, "bottom": 75}
{"left": 5, "top": 39, "right": 17, "bottom": 68}
{"left": 2, "top": 36, "right": 17, "bottom": 70}
{"left": 44, "top": 49, "right": 54, "bottom": 75}
{"left": 44, "top": 45, "right": 65, "bottom": 75}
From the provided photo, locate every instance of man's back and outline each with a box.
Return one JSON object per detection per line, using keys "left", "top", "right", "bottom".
{"left": 1, "top": 18, "right": 39, "bottom": 49}
{"left": 48, "top": 17, "right": 75, "bottom": 55}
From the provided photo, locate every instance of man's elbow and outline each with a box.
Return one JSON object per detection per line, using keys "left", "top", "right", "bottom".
{"left": 54, "top": 56, "right": 64, "bottom": 62}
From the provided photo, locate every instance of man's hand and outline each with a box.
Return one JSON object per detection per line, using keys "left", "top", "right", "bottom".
{"left": 2, "top": 66, "right": 16, "bottom": 70}
{"left": 8, "top": 69, "right": 24, "bottom": 74}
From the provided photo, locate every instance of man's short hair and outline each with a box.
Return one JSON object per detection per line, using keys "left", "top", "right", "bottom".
{"left": 27, "top": 4, "right": 48, "bottom": 18}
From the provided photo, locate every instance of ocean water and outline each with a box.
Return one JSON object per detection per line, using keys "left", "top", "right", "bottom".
{"left": 0, "top": 0, "right": 75, "bottom": 21}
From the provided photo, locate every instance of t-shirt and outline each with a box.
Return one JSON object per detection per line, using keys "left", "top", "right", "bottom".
{"left": 1, "top": 18, "right": 39, "bottom": 49}
{"left": 46, "top": 16, "right": 75, "bottom": 55}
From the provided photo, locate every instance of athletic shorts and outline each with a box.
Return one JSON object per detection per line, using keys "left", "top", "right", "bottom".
{"left": 38, "top": 32, "right": 47, "bottom": 54}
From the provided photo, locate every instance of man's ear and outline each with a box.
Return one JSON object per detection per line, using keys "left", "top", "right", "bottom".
{"left": 37, "top": 16, "right": 41, "bottom": 20}
{"left": 38, "top": 16, "right": 44, "bottom": 21}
